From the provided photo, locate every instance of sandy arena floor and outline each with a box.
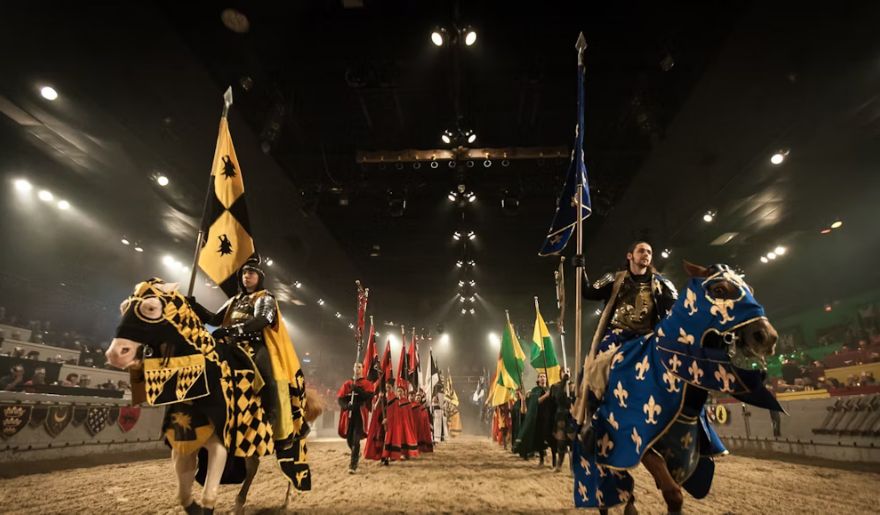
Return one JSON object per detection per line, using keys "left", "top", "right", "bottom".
{"left": 1, "top": 435, "right": 878, "bottom": 514}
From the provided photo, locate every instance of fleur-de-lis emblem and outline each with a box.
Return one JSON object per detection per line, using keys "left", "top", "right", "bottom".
{"left": 662, "top": 370, "right": 681, "bottom": 393}
{"left": 714, "top": 364, "right": 736, "bottom": 392}
{"left": 677, "top": 327, "right": 694, "bottom": 345}
{"left": 657, "top": 326, "right": 665, "bottom": 338}
{"left": 710, "top": 298, "right": 736, "bottom": 324}
{"left": 684, "top": 288, "right": 698, "bottom": 316}
{"left": 598, "top": 433, "right": 614, "bottom": 457}
{"left": 653, "top": 278, "right": 663, "bottom": 295}
{"left": 613, "top": 381, "right": 629, "bottom": 408}
{"left": 631, "top": 426, "right": 642, "bottom": 453}
{"left": 681, "top": 431, "right": 693, "bottom": 449}
{"left": 607, "top": 411, "right": 620, "bottom": 430}
{"left": 643, "top": 395, "right": 662, "bottom": 424}
{"left": 596, "top": 488, "right": 605, "bottom": 506}
{"left": 597, "top": 465, "right": 607, "bottom": 477}
{"left": 580, "top": 456, "right": 591, "bottom": 474}
{"left": 577, "top": 481, "right": 589, "bottom": 503}
{"left": 611, "top": 351, "right": 624, "bottom": 369}
{"left": 635, "top": 356, "right": 650, "bottom": 380}
{"left": 667, "top": 354, "right": 682, "bottom": 373}
{"left": 688, "top": 360, "right": 704, "bottom": 384}
{"left": 611, "top": 328, "right": 623, "bottom": 335}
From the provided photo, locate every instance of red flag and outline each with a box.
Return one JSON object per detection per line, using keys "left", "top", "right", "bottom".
{"left": 397, "top": 338, "right": 410, "bottom": 391}
{"left": 355, "top": 281, "right": 369, "bottom": 344}
{"left": 362, "top": 323, "right": 379, "bottom": 382}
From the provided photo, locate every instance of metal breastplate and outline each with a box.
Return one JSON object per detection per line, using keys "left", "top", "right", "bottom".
{"left": 229, "top": 296, "right": 256, "bottom": 325}
{"left": 609, "top": 280, "right": 655, "bottom": 334}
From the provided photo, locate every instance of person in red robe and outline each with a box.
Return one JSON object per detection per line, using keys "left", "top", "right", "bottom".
{"left": 337, "top": 363, "right": 375, "bottom": 473}
{"left": 396, "top": 385, "right": 420, "bottom": 459}
{"left": 363, "top": 384, "right": 387, "bottom": 462}
{"left": 381, "top": 382, "right": 405, "bottom": 462}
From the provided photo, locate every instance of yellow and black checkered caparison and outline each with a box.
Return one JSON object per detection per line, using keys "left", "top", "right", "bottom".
{"left": 198, "top": 117, "right": 256, "bottom": 297}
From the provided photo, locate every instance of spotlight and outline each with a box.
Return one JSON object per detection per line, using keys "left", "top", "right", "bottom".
{"left": 767, "top": 252, "right": 777, "bottom": 260}
{"left": 40, "top": 86, "right": 58, "bottom": 101}
{"left": 483, "top": 159, "right": 492, "bottom": 168}
{"left": 467, "top": 132, "right": 477, "bottom": 144}
{"left": 594, "top": 309, "right": 602, "bottom": 316}
{"left": 121, "top": 237, "right": 130, "bottom": 245}
{"left": 440, "top": 333, "right": 451, "bottom": 346}
{"left": 431, "top": 29, "right": 444, "bottom": 47}
{"left": 468, "top": 260, "right": 475, "bottom": 267}
{"left": 156, "top": 175, "right": 169, "bottom": 187}
{"left": 467, "top": 231, "right": 476, "bottom": 240}
{"left": 466, "top": 192, "right": 476, "bottom": 203}
{"left": 459, "top": 296, "right": 465, "bottom": 303}
{"left": 661, "top": 249, "right": 671, "bottom": 259}
{"left": 501, "top": 159, "right": 510, "bottom": 167}
{"left": 348, "top": 323, "right": 355, "bottom": 329}
{"left": 335, "top": 312, "right": 342, "bottom": 318}
{"left": 14, "top": 179, "right": 32, "bottom": 192}
{"left": 770, "top": 150, "right": 789, "bottom": 165}
{"left": 453, "top": 231, "right": 462, "bottom": 241}
{"left": 820, "top": 228, "right": 832, "bottom": 235}
{"left": 162, "top": 255, "right": 176, "bottom": 267}
{"left": 317, "top": 299, "right": 325, "bottom": 306}
{"left": 760, "top": 256, "right": 769, "bottom": 264}
{"left": 830, "top": 220, "right": 843, "bottom": 229}
{"left": 441, "top": 133, "right": 452, "bottom": 144}
{"left": 458, "top": 280, "right": 465, "bottom": 287}
{"left": 461, "top": 308, "right": 467, "bottom": 315}
{"left": 464, "top": 28, "right": 477, "bottom": 46}
{"left": 294, "top": 281, "right": 302, "bottom": 288}
{"left": 703, "top": 210, "right": 716, "bottom": 223}
{"left": 430, "top": 161, "right": 439, "bottom": 169}
{"left": 57, "top": 200, "right": 70, "bottom": 210}
{"left": 773, "top": 246, "right": 786, "bottom": 256}
{"left": 469, "top": 308, "right": 475, "bottom": 315}
{"left": 448, "top": 191, "right": 457, "bottom": 202}
{"left": 456, "top": 260, "right": 463, "bottom": 268}
{"left": 134, "top": 244, "right": 144, "bottom": 252}
{"left": 265, "top": 258, "right": 274, "bottom": 266}
{"left": 488, "top": 332, "right": 500, "bottom": 349}
{"left": 469, "top": 296, "right": 475, "bottom": 303}
{"left": 38, "top": 190, "right": 54, "bottom": 202}
{"left": 823, "top": 303, "right": 832, "bottom": 313}
{"left": 469, "top": 280, "right": 476, "bottom": 287}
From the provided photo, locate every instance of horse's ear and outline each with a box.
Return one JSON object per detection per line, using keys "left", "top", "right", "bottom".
{"left": 682, "top": 260, "right": 709, "bottom": 278}
{"left": 153, "top": 282, "right": 180, "bottom": 294}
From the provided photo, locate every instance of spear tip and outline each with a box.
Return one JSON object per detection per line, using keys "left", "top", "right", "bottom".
{"left": 575, "top": 32, "right": 587, "bottom": 52}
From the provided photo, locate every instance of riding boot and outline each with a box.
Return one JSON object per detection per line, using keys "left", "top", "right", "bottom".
{"left": 555, "top": 442, "right": 566, "bottom": 471}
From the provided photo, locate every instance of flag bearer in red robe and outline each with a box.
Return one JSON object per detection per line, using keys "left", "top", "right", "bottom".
{"left": 337, "top": 363, "right": 374, "bottom": 473}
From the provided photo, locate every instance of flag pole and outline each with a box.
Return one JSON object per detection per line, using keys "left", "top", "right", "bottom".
{"left": 573, "top": 32, "right": 587, "bottom": 392}
{"left": 186, "top": 86, "right": 233, "bottom": 297}
{"left": 351, "top": 281, "right": 368, "bottom": 405}
{"left": 555, "top": 256, "right": 568, "bottom": 371}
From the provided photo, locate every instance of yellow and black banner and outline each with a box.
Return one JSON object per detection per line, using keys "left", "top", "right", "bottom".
{"left": 198, "top": 116, "right": 255, "bottom": 296}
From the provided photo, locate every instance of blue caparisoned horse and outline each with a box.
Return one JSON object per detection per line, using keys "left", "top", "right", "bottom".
{"left": 572, "top": 262, "right": 782, "bottom": 514}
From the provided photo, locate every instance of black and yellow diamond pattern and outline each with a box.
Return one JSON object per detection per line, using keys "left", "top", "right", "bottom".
{"left": 198, "top": 117, "right": 255, "bottom": 297}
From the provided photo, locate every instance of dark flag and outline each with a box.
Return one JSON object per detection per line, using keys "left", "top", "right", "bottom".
{"left": 425, "top": 349, "right": 441, "bottom": 393}
{"left": 362, "top": 322, "right": 380, "bottom": 383}
{"left": 197, "top": 104, "right": 256, "bottom": 296}
{"left": 380, "top": 340, "right": 393, "bottom": 389}
{"left": 397, "top": 337, "right": 410, "bottom": 392}
{"left": 407, "top": 332, "right": 420, "bottom": 390}
{"left": 539, "top": 33, "right": 592, "bottom": 256}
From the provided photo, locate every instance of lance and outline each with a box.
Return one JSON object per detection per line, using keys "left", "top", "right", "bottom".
{"left": 186, "top": 86, "right": 233, "bottom": 297}
{"left": 351, "top": 280, "right": 368, "bottom": 405}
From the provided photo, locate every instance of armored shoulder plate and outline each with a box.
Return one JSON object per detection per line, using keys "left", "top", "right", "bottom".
{"left": 254, "top": 293, "right": 277, "bottom": 324}
{"left": 592, "top": 272, "right": 615, "bottom": 289}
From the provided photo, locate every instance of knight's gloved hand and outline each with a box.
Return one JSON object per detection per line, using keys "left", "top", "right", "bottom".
{"left": 212, "top": 327, "right": 231, "bottom": 340}
{"left": 346, "top": 402, "right": 356, "bottom": 411}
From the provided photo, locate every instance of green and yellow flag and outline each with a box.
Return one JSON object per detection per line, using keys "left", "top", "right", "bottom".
{"left": 530, "top": 307, "right": 561, "bottom": 385}
{"left": 198, "top": 115, "right": 255, "bottom": 296}
{"left": 490, "top": 319, "right": 526, "bottom": 406}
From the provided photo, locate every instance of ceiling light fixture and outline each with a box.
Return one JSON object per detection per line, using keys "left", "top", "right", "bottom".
{"left": 766, "top": 252, "right": 777, "bottom": 260}
{"left": 57, "top": 200, "right": 70, "bottom": 210}
{"left": 134, "top": 243, "right": 144, "bottom": 252}
{"left": 661, "top": 249, "right": 671, "bottom": 259}
{"left": 770, "top": 149, "right": 789, "bottom": 165}
{"left": 431, "top": 29, "right": 445, "bottom": 47}
{"left": 774, "top": 246, "right": 786, "bottom": 256}
{"left": 40, "top": 86, "right": 58, "bottom": 101}
{"left": 317, "top": 299, "right": 325, "bottom": 306}
{"left": 335, "top": 312, "right": 342, "bottom": 318}
{"left": 464, "top": 28, "right": 477, "bottom": 46}
{"left": 294, "top": 281, "right": 302, "bottom": 288}
{"left": 14, "top": 179, "right": 32, "bottom": 192}
{"left": 156, "top": 175, "right": 169, "bottom": 187}
{"left": 830, "top": 220, "right": 843, "bottom": 229}
{"left": 703, "top": 210, "right": 716, "bottom": 223}
{"left": 121, "top": 237, "right": 130, "bottom": 245}
{"left": 453, "top": 231, "right": 462, "bottom": 241}
{"left": 760, "top": 256, "right": 769, "bottom": 264}
{"left": 38, "top": 190, "right": 54, "bottom": 202}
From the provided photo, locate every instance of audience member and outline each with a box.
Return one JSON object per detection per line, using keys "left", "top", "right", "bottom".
{"left": 0, "top": 365, "right": 26, "bottom": 390}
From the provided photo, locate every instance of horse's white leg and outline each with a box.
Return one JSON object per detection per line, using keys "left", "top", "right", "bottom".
{"left": 201, "top": 434, "right": 228, "bottom": 511}
{"left": 172, "top": 449, "right": 198, "bottom": 509}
